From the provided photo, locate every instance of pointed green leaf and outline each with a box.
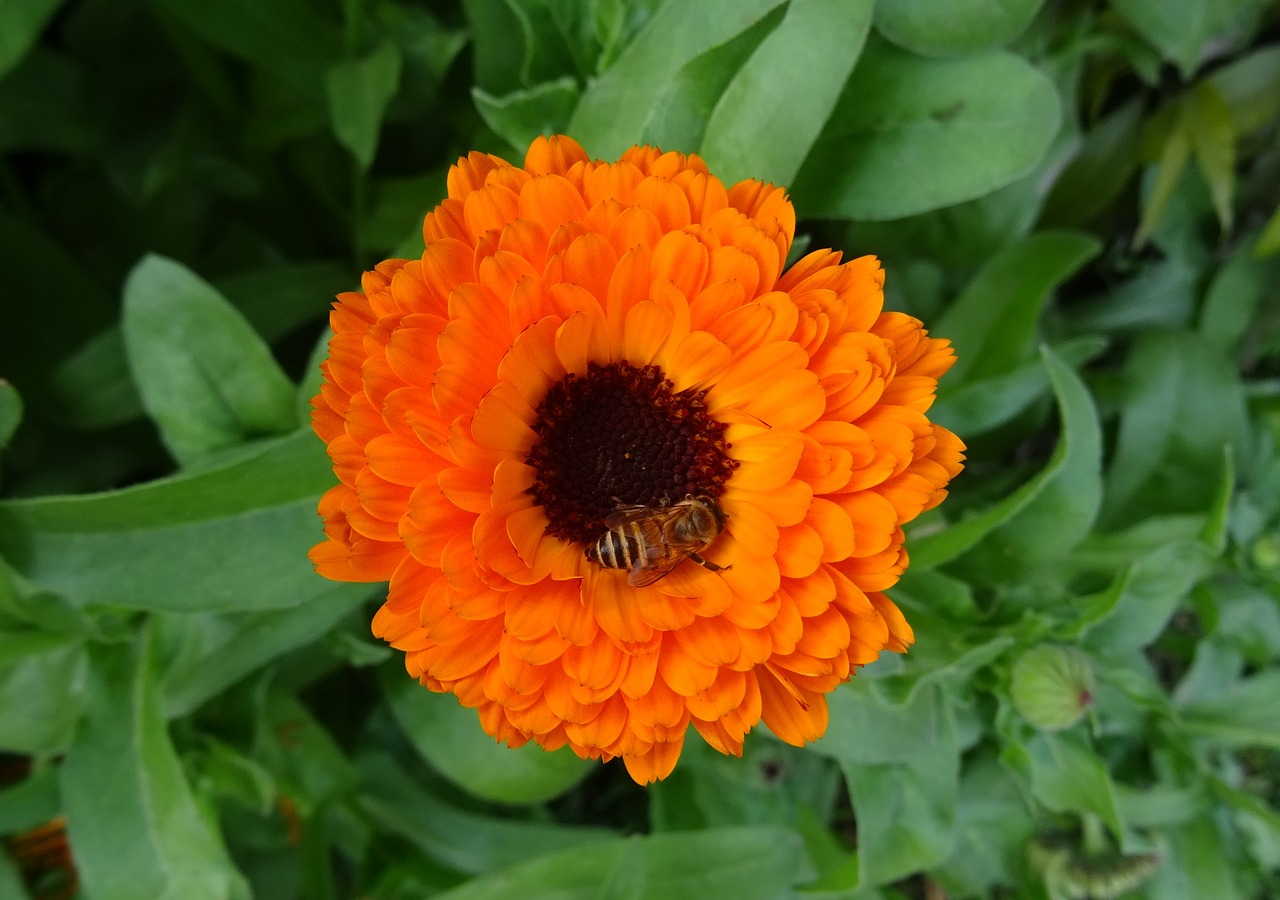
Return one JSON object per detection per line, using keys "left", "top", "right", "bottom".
{"left": 326, "top": 41, "right": 402, "bottom": 170}
{"left": 642, "top": 7, "right": 784, "bottom": 153}
{"left": 0, "top": 629, "right": 85, "bottom": 753}
{"left": 61, "top": 630, "right": 248, "bottom": 900}
{"left": 1254, "top": 202, "right": 1280, "bottom": 258}
{"left": 0, "top": 381, "right": 21, "bottom": 451}
{"left": 463, "top": 0, "right": 533, "bottom": 94}
{"left": 698, "top": 0, "right": 874, "bottom": 187}
{"left": 935, "top": 231, "right": 1101, "bottom": 387}
{"left": 159, "top": 582, "right": 371, "bottom": 717}
{"left": 1207, "top": 44, "right": 1280, "bottom": 135}
{"left": 1178, "top": 669, "right": 1280, "bottom": 749}
{"left": 358, "top": 752, "right": 611, "bottom": 875}
{"left": 791, "top": 39, "right": 1060, "bottom": 219}
{"left": 0, "top": 0, "right": 67, "bottom": 80}
{"left": 1147, "top": 817, "right": 1242, "bottom": 898}
{"left": 1102, "top": 330, "right": 1249, "bottom": 528}
{"left": 122, "top": 255, "right": 298, "bottom": 466}
{"left": 0, "top": 765, "right": 59, "bottom": 836}
{"left": 874, "top": 0, "right": 1043, "bottom": 55}
{"left": 1110, "top": 0, "right": 1268, "bottom": 77}
{"left": 1199, "top": 240, "right": 1280, "bottom": 352}
{"left": 930, "top": 336, "right": 1107, "bottom": 437}
{"left": 473, "top": 77, "right": 579, "bottom": 155}
{"left": 381, "top": 666, "right": 591, "bottom": 804}
{"left": 1187, "top": 83, "right": 1236, "bottom": 234}
{"left": 838, "top": 695, "right": 959, "bottom": 886}
{"left": 431, "top": 825, "right": 811, "bottom": 900}
{"left": 569, "top": 0, "right": 787, "bottom": 157}
{"left": 1041, "top": 98, "right": 1145, "bottom": 228}
{"left": 0, "top": 855, "right": 28, "bottom": 900}
{"left": 0, "top": 429, "right": 335, "bottom": 612}
{"left": 1079, "top": 540, "right": 1213, "bottom": 654}
{"left": 1024, "top": 730, "right": 1124, "bottom": 840}
{"left": 149, "top": 0, "right": 340, "bottom": 77}
{"left": 913, "top": 347, "right": 1102, "bottom": 572}
{"left": 1134, "top": 103, "right": 1191, "bottom": 248}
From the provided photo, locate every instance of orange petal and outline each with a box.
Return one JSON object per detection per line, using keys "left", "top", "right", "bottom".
{"left": 758, "top": 666, "right": 828, "bottom": 746}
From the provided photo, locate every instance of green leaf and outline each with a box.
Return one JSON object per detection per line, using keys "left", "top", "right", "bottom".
{"left": 0, "top": 381, "right": 21, "bottom": 451}
{"left": 381, "top": 666, "right": 592, "bottom": 804}
{"left": 649, "top": 738, "right": 840, "bottom": 832}
{"left": 358, "top": 751, "right": 612, "bottom": 876}
{"left": 1199, "top": 239, "right": 1280, "bottom": 353}
{"left": 0, "top": 765, "right": 59, "bottom": 836}
{"left": 50, "top": 261, "right": 346, "bottom": 432}
{"left": 915, "top": 347, "right": 1103, "bottom": 574}
{"left": 0, "top": 0, "right": 67, "bottom": 80}
{"left": 1178, "top": 669, "right": 1280, "bottom": 749}
{"left": 935, "top": 231, "right": 1101, "bottom": 387}
{"left": 252, "top": 691, "right": 358, "bottom": 815}
{"left": 1041, "top": 98, "right": 1145, "bottom": 228}
{"left": 837, "top": 694, "right": 959, "bottom": 887}
{"left": 874, "top": 0, "right": 1043, "bottom": 56}
{"left": 0, "top": 211, "right": 114, "bottom": 408}
{"left": 150, "top": 0, "right": 340, "bottom": 78}
{"left": 1255, "top": 202, "right": 1280, "bottom": 258}
{"left": 159, "top": 582, "right": 371, "bottom": 717}
{"left": 1079, "top": 540, "right": 1213, "bottom": 655}
{"left": 0, "top": 428, "right": 337, "bottom": 613}
{"left": 817, "top": 679, "right": 947, "bottom": 766}
{"left": 697, "top": 0, "right": 874, "bottom": 187}
{"left": 217, "top": 262, "right": 351, "bottom": 344}
{"left": 326, "top": 41, "right": 402, "bottom": 170}
{"left": 190, "top": 737, "right": 277, "bottom": 816}
{"left": 790, "top": 39, "right": 1060, "bottom": 220}
{"left": 463, "top": 0, "right": 533, "bottom": 94}
{"left": 934, "top": 752, "right": 1035, "bottom": 897}
{"left": 1101, "top": 330, "right": 1249, "bottom": 528}
{"left": 473, "top": 77, "right": 580, "bottom": 155}
{"left": 930, "top": 336, "right": 1107, "bottom": 437}
{"left": 1110, "top": 0, "right": 1268, "bottom": 77}
{"left": 61, "top": 629, "right": 248, "bottom": 900}
{"left": 569, "top": 0, "right": 787, "bottom": 157}
{"left": 1134, "top": 105, "right": 1192, "bottom": 249}
{"left": 1186, "top": 83, "right": 1236, "bottom": 235}
{"left": 430, "top": 825, "right": 812, "bottom": 900}
{"left": 1065, "top": 256, "right": 1200, "bottom": 334}
{"left": 1023, "top": 729, "right": 1124, "bottom": 840}
{"left": 641, "top": 7, "right": 784, "bottom": 153}
{"left": 122, "top": 255, "right": 298, "bottom": 466}
{"left": 1146, "top": 816, "right": 1242, "bottom": 899}
{"left": 0, "top": 855, "right": 29, "bottom": 900}
{"left": 0, "top": 629, "right": 85, "bottom": 754}
{"left": 1207, "top": 44, "right": 1280, "bottom": 135}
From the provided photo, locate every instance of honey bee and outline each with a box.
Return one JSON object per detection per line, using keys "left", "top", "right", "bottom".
{"left": 586, "top": 494, "right": 730, "bottom": 587}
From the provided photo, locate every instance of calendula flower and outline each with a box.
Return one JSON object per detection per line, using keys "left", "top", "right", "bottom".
{"left": 311, "top": 135, "right": 964, "bottom": 784}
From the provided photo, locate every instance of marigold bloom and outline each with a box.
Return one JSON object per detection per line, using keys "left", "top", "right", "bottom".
{"left": 311, "top": 135, "right": 964, "bottom": 784}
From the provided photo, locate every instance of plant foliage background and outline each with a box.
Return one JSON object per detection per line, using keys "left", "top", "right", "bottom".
{"left": 2, "top": 0, "right": 1280, "bottom": 897}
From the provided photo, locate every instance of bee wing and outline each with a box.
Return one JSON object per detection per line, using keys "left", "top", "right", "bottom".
{"left": 627, "top": 548, "right": 695, "bottom": 588}
{"left": 606, "top": 502, "right": 703, "bottom": 588}
{"left": 603, "top": 503, "right": 682, "bottom": 530}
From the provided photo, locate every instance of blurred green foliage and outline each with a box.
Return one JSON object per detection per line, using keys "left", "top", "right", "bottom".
{"left": 2, "top": 0, "right": 1280, "bottom": 897}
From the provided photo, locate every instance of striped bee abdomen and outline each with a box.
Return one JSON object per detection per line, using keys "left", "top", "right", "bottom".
{"left": 587, "top": 520, "right": 648, "bottom": 571}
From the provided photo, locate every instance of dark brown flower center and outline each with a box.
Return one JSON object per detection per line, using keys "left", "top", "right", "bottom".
{"left": 526, "top": 362, "right": 737, "bottom": 545}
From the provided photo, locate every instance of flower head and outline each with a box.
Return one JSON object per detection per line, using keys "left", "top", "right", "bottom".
{"left": 311, "top": 135, "right": 964, "bottom": 783}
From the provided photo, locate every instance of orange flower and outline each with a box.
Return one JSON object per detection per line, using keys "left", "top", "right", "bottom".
{"left": 311, "top": 136, "right": 964, "bottom": 784}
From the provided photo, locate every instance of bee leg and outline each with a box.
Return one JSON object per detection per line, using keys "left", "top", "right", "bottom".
{"left": 689, "top": 553, "right": 731, "bottom": 573}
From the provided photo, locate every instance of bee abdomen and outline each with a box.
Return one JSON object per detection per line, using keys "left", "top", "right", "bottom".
{"left": 588, "top": 524, "right": 643, "bottom": 571}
